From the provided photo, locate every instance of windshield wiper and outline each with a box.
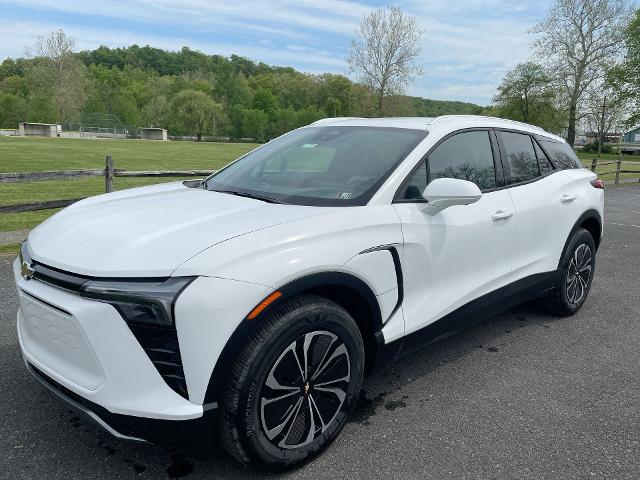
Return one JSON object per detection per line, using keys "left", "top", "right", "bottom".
{"left": 215, "top": 190, "right": 282, "bottom": 204}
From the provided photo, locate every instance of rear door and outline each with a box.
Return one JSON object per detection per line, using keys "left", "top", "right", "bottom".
{"left": 496, "top": 130, "right": 575, "bottom": 282}
{"left": 394, "top": 129, "right": 517, "bottom": 336}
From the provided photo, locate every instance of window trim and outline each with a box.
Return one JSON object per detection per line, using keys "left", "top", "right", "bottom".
{"left": 393, "top": 127, "right": 502, "bottom": 204}
{"left": 532, "top": 136, "right": 556, "bottom": 175}
{"left": 494, "top": 128, "right": 543, "bottom": 186}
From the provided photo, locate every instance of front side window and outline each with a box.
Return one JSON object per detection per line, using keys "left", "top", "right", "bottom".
{"left": 206, "top": 126, "right": 427, "bottom": 206}
{"left": 397, "top": 130, "right": 496, "bottom": 200}
{"left": 429, "top": 131, "right": 497, "bottom": 190}
{"left": 499, "top": 131, "right": 540, "bottom": 184}
{"left": 538, "top": 138, "right": 582, "bottom": 170}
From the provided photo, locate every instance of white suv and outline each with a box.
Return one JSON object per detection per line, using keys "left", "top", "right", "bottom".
{"left": 14, "top": 116, "right": 604, "bottom": 469}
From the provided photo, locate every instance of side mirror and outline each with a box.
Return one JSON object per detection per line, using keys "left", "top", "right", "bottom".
{"left": 422, "top": 178, "right": 482, "bottom": 210}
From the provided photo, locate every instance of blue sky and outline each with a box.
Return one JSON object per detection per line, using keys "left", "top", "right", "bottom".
{"left": 0, "top": 0, "right": 552, "bottom": 105}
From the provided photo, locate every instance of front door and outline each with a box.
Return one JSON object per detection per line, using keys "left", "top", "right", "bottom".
{"left": 393, "top": 129, "right": 517, "bottom": 336}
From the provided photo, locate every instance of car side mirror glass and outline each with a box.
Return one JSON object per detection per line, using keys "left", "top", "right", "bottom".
{"left": 422, "top": 178, "right": 482, "bottom": 210}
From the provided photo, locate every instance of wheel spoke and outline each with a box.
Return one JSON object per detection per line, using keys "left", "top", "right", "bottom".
{"left": 567, "top": 259, "right": 577, "bottom": 283}
{"left": 567, "top": 278, "right": 577, "bottom": 303}
{"left": 574, "top": 276, "right": 584, "bottom": 303}
{"left": 261, "top": 389, "right": 300, "bottom": 407}
{"left": 308, "top": 393, "right": 327, "bottom": 429}
{"left": 312, "top": 343, "right": 349, "bottom": 382}
{"left": 278, "top": 397, "right": 309, "bottom": 448}
{"left": 264, "top": 396, "right": 303, "bottom": 441}
{"left": 314, "top": 386, "right": 347, "bottom": 404}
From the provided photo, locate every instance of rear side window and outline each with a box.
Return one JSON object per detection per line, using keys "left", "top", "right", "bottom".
{"left": 538, "top": 139, "right": 582, "bottom": 170}
{"left": 498, "top": 131, "right": 540, "bottom": 184}
{"left": 533, "top": 140, "right": 555, "bottom": 175}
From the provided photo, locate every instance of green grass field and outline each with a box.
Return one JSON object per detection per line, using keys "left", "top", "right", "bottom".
{"left": 0, "top": 136, "right": 259, "bottom": 232}
{"left": 0, "top": 136, "right": 639, "bottom": 233}
{"left": 0, "top": 136, "right": 257, "bottom": 172}
{"left": 576, "top": 152, "right": 640, "bottom": 182}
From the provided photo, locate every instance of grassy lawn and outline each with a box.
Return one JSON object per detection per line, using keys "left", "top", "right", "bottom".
{"left": 1, "top": 136, "right": 639, "bottom": 234}
{"left": 0, "top": 136, "right": 259, "bottom": 232}
{"left": 0, "top": 136, "right": 258, "bottom": 173}
{"left": 0, "top": 243, "right": 20, "bottom": 256}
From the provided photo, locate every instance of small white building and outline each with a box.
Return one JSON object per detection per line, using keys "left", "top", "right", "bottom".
{"left": 140, "top": 127, "right": 168, "bottom": 141}
{"left": 18, "top": 122, "right": 58, "bottom": 137}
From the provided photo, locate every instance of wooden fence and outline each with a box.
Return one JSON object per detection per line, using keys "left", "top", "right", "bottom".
{"left": 589, "top": 157, "right": 640, "bottom": 185}
{"left": 0, "top": 155, "right": 215, "bottom": 214}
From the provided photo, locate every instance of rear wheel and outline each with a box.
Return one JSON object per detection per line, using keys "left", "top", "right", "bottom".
{"left": 218, "top": 294, "right": 364, "bottom": 470}
{"left": 545, "top": 227, "right": 596, "bottom": 316}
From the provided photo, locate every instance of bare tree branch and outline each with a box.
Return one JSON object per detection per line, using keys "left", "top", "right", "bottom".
{"left": 347, "top": 7, "right": 423, "bottom": 116}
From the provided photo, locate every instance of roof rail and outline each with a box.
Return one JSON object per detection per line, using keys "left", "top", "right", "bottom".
{"left": 431, "top": 115, "right": 547, "bottom": 132}
{"left": 311, "top": 117, "right": 364, "bottom": 125}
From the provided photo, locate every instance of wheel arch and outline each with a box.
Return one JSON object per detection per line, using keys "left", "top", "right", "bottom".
{"left": 558, "top": 209, "right": 602, "bottom": 269}
{"left": 203, "top": 271, "right": 383, "bottom": 405}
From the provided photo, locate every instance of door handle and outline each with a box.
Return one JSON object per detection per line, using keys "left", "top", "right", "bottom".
{"left": 491, "top": 210, "right": 514, "bottom": 221}
{"left": 561, "top": 193, "right": 577, "bottom": 203}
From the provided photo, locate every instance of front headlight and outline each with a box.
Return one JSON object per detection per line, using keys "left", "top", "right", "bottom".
{"left": 79, "top": 277, "right": 195, "bottom": 326}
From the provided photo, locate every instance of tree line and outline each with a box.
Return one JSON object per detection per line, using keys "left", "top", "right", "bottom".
{"left": 0, "top": 19, "right": 478, "bottom": 142}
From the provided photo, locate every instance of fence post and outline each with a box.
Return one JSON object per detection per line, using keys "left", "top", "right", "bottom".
{"left": 591, "top": 158, "right": 597, "bottom": 172}
{"left": 615, "top": 158, "right": 621, "bottom": 186}
{"left": 105, "top": 155, "right": 114, "bottom": 193}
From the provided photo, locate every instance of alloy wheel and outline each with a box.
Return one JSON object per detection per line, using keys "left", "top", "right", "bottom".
{"left": 259, "top": 330, "right": 351, "bottom": 449}
{"left": 566, "top": 243, "right": 592, "bottom": 305}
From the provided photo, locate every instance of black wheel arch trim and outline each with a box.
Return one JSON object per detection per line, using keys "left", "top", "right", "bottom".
{"left": 559, "top": 210, "right": 602, "bottom": 269}
{"left": 203, "top": 268, "right": 386, "bottom": 405}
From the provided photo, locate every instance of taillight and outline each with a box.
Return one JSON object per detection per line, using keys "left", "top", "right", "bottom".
{"left": 591, "top": 179, "right": 605, "bottom": 189}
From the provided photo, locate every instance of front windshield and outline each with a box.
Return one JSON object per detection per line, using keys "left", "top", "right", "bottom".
{"left": 206, "top": 126, "right": 427, "bottom": 206}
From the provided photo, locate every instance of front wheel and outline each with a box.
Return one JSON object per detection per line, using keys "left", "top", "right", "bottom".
{"left": 218, "top": 294, "right": 364, "bottom": 470}
{"left": 545, "top": 227, "right": 596, "bottom": 316}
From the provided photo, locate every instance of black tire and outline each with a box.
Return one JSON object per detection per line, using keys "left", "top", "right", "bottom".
{"left": 217, "top": 294, "right": 365, "bottom": 470}
{"left": 545, "top": 227, "right": 596, "bottom": 316}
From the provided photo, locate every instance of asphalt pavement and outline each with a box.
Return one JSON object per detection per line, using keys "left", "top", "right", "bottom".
{"left": 1, "top": 185, "right": 639, "bottom": 480}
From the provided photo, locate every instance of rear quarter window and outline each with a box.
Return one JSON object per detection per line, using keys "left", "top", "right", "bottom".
{"left": 538, "top": 138, "right": 582, "bottom": 170}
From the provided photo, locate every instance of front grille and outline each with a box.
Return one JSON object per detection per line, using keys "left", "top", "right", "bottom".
{"left": 20, "top": 243, "right": 189, "bottom": 399}
{"left": 127, "top": 323, "right": 188, "bottom": 398}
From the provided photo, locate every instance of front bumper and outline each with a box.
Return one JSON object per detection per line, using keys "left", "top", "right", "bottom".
{"left": 14, "top": 258, "right": 204, "bottom": 421}
{"left": 26, "top": 361, "right": 216, "bottom": 448}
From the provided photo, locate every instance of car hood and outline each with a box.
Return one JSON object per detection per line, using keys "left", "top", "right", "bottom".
{"left": 27, "top": 182, "right": 323, "bottom": 277}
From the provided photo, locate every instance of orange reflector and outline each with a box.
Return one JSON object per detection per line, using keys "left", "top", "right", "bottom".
{"left": 247, "top": 291, "right": 282, "bottom": 320}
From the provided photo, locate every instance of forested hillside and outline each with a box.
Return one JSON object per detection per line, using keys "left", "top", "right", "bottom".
{"left": 0, "top": 43, "right": 483, "bottom": 140}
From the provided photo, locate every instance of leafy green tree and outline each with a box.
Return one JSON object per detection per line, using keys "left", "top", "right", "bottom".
{"left": 252, "top": 88, "right": 278, "bottom": 119}
{"left": 608, "top": 8, "right": 640, "bottom": 127}
{"left": 532, "top": 0, "right": 631, "bottom": 145}
{"left": 492, "top": 62, "right": 564, "bottom": 132}
{"left": 0, "top": 93, "right": 28, "bottom": 127}
{"left": 171, "top": 89, "right": 223, "bottom": 140}
{"left": 141, "top": 95, "right": 170, "bottom": 127}
{"left": 1, "top": 75, "right": 29, "bottom": 97}
{"left": 26, "top": 94, "right": 57, "bottom": 123}
{"left": 295, "top": 106, "right": 325, "bottom": 127}
{"left": 241, "top": 108, "right": 269, "bottom": 141}
{"left": 317, "top": 74, "right": 353, "bottom": 116}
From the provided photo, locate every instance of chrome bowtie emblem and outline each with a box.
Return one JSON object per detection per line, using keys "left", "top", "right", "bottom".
{"left": 21, "top": 260, "right": 35, "bottom": 280}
